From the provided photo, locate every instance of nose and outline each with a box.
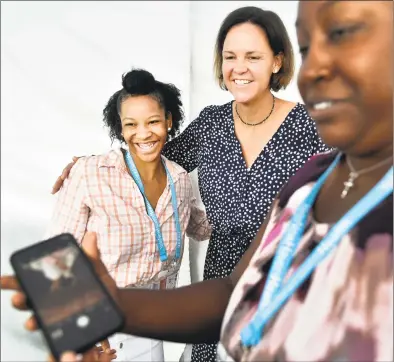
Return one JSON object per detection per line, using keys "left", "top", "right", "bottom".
{"left": 233, "top": 58, "right": 248, "bottom": 74}
{"left": 298, "top": 37, "right": 333, "bottom": 90}
{"left": 135, "top": 124, "right": 152, "bottom": 140}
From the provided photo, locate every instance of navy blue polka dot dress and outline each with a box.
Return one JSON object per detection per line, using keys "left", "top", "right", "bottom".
{"left": 163, "top": 101, "right": 330, "bottom": 362}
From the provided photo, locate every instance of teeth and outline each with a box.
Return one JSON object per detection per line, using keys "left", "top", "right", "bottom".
{"left": 234, "top": 80, "right": 251, "bottom": 85}
{"left": 138, "top": 142, "right": 155, "bottom": 149}
{"left": 313, "top": 101, "right": 332, "bottom": 110}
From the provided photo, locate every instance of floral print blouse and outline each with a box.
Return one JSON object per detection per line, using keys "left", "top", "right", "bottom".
{"left": 220, "top": 152, "right": 393, "bottom": 362}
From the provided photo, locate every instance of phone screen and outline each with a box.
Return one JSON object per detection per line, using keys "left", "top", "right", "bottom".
{"left": 11, "top": 234, "right": 124, "bottom": 358}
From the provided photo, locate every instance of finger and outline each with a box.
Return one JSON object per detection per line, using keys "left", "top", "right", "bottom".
{"left": 11, "top": 292, "right": 28, "bottom": 310}
{"left": 106, "top": 349, "right": 117, "bottom": 356}
{"left": 24, "top": 315, "right": 38, "bottom": 331}
{"left": 99, "top": 352, "right": 114, "bottom": 362}
{"left": 47, "top": 353, "right": 56, "bottom": 362}
{"left": 0, "top": 275, "right": 21, "bottom": 291}
{"left": 60, "top": 352, "right": 82, "bottom": 362}
{"left": 51, "top": 161, "right": 75, "bottom": 194}
{"left": 61, "top": 163, "right": 74, "bottom": 180}
{"left": 99, "top": 339, "right": 111, "bottom": 351}
{"left": 51, "top": 176, "right": 64, "bottom": 194}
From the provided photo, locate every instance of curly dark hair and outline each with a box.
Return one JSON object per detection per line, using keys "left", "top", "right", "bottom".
{"left": 103, "top": 68, "right": 184, "bottom": 144}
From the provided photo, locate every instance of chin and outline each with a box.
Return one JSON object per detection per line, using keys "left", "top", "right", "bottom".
{"left": 232, "top": 93, "right": 256, "bottom": 104}
{"left": 135, "top": 152, "right": 162, "bottom": 164}
{"left": 317, "top": 126, "right": 357, "bottom": 153}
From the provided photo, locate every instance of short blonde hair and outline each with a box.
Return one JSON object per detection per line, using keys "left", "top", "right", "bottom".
{"left": 213, "top": 6, "right": 295, "bottom": 92}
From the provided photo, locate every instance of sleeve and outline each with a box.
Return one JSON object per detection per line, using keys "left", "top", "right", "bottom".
{"left": 45, "top": 158, "right": 89, "bottom": 244}
{"left": 312, "top": 129, "right": 333, "bottom": 154}
{"left": 308, "top": 115, "right": 335, "bottom": 155}
{"left": 186, "top": 198, "right": 212, "bottom": 242}
{"left": 183, "top": 174, "right": 212, "bottom": 241}
{"left": 162, "top": 106, "right": 212, "bottom": 173}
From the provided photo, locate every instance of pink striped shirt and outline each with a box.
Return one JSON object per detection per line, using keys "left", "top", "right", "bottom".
{"left": 46, "top": 148, "right": 211, "bottom": 288}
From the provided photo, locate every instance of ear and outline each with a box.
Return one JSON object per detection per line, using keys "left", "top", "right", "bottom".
{"left": 166, "top": 113, "right": 173, "bottom": 130}
{"left": 273, "top": 52, "right": 284, "bottom": 74}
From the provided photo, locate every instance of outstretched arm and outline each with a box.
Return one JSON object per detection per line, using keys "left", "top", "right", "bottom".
{"left": 115, "top": 212, "right": 270, "bottom": 344}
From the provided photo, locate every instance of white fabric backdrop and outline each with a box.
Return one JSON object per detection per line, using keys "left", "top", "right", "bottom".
{"left": 1, "top": 2, "right": 300, "bottom": 361}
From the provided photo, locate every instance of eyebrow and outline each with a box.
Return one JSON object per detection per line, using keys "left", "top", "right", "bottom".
{"left": 122, "top": 115, "right": 162, "bottom": 122}
{"left": 222, "top": 50, "right": 265, "bottom": 55}
{"left": 295, "top": 1, "right": 339, "bottom": 28}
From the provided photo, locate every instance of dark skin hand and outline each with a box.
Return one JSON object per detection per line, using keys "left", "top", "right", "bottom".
{"left": 1, "top": 209, "right": 271, "bottom": 361}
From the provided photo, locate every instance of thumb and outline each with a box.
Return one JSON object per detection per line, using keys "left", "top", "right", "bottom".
{"left": 81, "top": 232, "right": 107, "bottom": 275}
{"left": 60, "top": 352, "right": 81, "bottom": 362}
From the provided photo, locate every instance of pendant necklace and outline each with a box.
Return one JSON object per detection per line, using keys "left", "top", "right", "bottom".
{"left": 341, "top": 154, "right": 393, "bottom": 198}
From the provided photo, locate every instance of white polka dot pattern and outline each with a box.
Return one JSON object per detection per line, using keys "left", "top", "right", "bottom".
{"left": 163, "top": 101, "right": 331, "bottom": 362}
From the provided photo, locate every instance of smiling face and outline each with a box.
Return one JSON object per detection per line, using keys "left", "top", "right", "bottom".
{"left": 222, "top": 22, "right": 282, "bottom": 105}
{"left": 297, "top": 1, "right": 393, "bottom": 155}
{"left": 120, "top": 95, "right": 172, "bottom": 164}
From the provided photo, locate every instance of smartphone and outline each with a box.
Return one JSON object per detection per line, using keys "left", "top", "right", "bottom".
{"left": 10, "top": 233, "right": 125, "bottom": 360}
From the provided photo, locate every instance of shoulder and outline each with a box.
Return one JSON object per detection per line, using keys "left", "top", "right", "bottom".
{"left": 194, "top": 102, "right": 232, "bottom": 123}
{"left": 191, "top": 102, "right": 233, "bottom": 136}
{"left": 286, "top": 103, "right": 327, "bottom": 144}
{"left": 292, "top": 103, "right": 315, "bottom": 125}
{"left": 71, "top": 149, "right": 121, "bottom": 177}
{"left": 163, "top": 156, "right": 187, "bottom": 176}
{"left": 278, "top": 151, "right": 338, "bottom": 208}
{"left": 162, "top": 156, "right": 189, "bottom": 184}
{"left": 163, "top": 156, "right": 194, "bottom": 197}
{"left": 199, "top": 102, "right": 232, "bottom": 116}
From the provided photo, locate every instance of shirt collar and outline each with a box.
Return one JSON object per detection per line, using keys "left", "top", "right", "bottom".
{"left": 98, "top": 147, "right": 187, "bottom": 183}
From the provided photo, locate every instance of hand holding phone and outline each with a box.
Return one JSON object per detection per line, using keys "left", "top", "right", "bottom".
{"left": 5, "top": 232, "right": 124, "bottom": 361}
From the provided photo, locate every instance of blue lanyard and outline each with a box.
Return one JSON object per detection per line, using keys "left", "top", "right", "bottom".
{"left": 240, "top": 153, "right": 393, "bottom": 348}
{"left": 125, "top": 151, "right": 182, "bottom": 262}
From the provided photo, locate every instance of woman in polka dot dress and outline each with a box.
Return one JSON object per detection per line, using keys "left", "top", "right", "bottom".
{"left": 51, "top": 7, "right": 330, "bottom": 362}
{"left": 165, "top": 8, "right": 330, "bottom": 361}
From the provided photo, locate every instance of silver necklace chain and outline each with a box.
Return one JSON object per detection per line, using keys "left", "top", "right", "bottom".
{"left": 235, "top": 94, "right": 275, "bottom": 127}
{"left": 341, "top": 154, "right": 393, "bottom": 199}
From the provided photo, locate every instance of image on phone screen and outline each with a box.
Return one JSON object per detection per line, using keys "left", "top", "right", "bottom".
{"left": 12, "top": 235, "right": 123, "bottom": 357}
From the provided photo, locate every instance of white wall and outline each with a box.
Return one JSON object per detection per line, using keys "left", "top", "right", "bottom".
{"left": 1, "top": 2, "right": 192, "bottom": 360}
{"left": 1, "top": 2, "right": 301, "bottom": 361}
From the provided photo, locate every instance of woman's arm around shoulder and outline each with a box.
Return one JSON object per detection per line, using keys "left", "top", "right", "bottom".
{"left": 46, "top": 157, "right": 91, "bottom": 243}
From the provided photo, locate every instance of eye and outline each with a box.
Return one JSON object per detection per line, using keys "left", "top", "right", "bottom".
{"left": 299, "top": 46, "right": 309, "bottom": 60}
{"left": 149, "top": 120, "right": 160, "bottom": 125}
{"left": 328, "top": 24, "right": 362, "bottom": 42}
{"left": 248, "top": 56, "right": 260, "bottom": 61}
{"left": 125, "top": 123, "right": 136, "bottom": 127}
{"left": 224, "top": 56, "right": 235, "bottom": 60}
